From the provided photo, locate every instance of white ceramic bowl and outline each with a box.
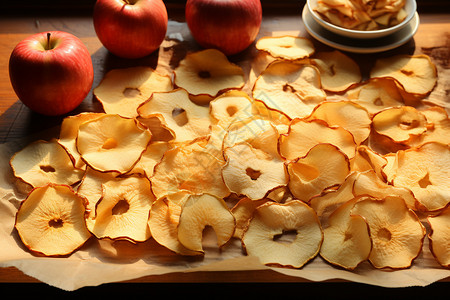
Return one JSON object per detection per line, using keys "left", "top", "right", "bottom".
{"left": 306, "top": 0, "right": 417, "bottom": 39}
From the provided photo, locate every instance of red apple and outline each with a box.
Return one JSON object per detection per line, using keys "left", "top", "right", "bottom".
{"left": 185, "top": 0, "right": 262, "bottom": 56}
{"left": 93, "top": 0, "right": 168, "bottom": 59}
{"left": 8, "top": 31, "right": 94, "bottom": 116}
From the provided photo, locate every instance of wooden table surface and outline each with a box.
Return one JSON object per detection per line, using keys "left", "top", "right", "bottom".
{"left": 0, "top": 1, "right": 449, "bottom": 292}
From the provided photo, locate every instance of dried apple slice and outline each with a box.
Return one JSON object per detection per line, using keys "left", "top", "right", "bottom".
{"left": 252, "top": 60, "right": 326, "bottom": 119}
{"left": 173, "top": 49, "right": 245, "bottom": 104}
{"left": 93, "top": 66, "right": 173, "bottom": 118}
{"left": 137, "top": 88, "right": 211, "bottom": 143}
{"left": 311, "top": 50, "right": 361, "bottom": 92}
{"left": 177, "top": 193, "right": 236, "bottom": 254}
{"left": 241, "top": 200, "right": 323, "bottom": 268}
{"left": 351, "top": 195, "right": 426, "bottom": 269}
{"left": 255, "top": 36, "right": 315, "bottom": 60}
{"left": 320, "top": 197, "right": 372, "bottom": 270}
{"left": 149, "top": 197, "right": 201, "bottom": 256}
{"left": 388, "top": 142, "right": 450, "bottom": 212}
{"left": 307, "top": 100, "right": 371, "bottom": 145}
{"left": 279, "top": 119, "right": 357, "bottom": 161}
{"left": 209, "top": 90, "right": 255, "bottom": 128}
{"left": 76, "top": 114, "right": 152, "bottom": 174}
{"left": 370, "top": 54, "right": 438, "bottom": 98}
{"left": 427, "top": 204, "right": 450, "bottom": 268}
{"left": 231, "top": 197, "right": 270, "bottom": 239}
{"left": 89, "top": 176, "right": 154, "bottom": 242}
{"left": 410, "top": 106, "right": 450, "bottom": 147}
{"left": 287, "top": 143, "right": 350, "bottom": 202}
{"left": 15, "top": 184, "right": 91, "bottom": 256}
{"left": 10, "top": 139, "right": 84, "bottom": 189}
{"left": 129, "top": 141, "right": 172, "bottom": 178}
{"left": 350, "top": 145, "right": 388, "bottom": 179}
{"left": 222, "top": 143, "right": 288, "bottom": 200}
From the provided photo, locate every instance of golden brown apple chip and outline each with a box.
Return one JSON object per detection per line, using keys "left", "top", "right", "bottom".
{"left": 137, "top": 88, "right": 211, "bottom": 143}
{"left": 177, "top": 193, "right": 236, "bottom": 254}
{"left": 345, "top": 77, "right": 405, "bottom": 115}
{"left": 409, "top": 106, "right": 450, "bottom": 147}
{"left": 287, "top": 143, "right": 350, "bottom": 202}
{"left": 370, "top": 54, "right": 438, "bottom": 98}
{"left": 129, "top": 141, "right": 172, "bottom": 178}
{"left": 427, "top": 204, "right": 450, "bottom": 268}
{"left": 149, "top": 197, "right": 201, "bottom": 256}
{"left": 307, "top": 100, "right": 371, "bottom": 145}
{"left": 209, "top": 90, "right": 255, "bottom": 128}
{"left": 351, "top": 195, "right": 426, "bottom": 269}
{"left": 89, "top": 176, "right": 154, "bottom": 242}
{"left": 173, "top": 49, "right": 245, "bottom": 104}
{"left": 311, "top": 50, "right": 361, "bottom": 92}
{"left": 231, "top": 197, "right": 270, "bottom": 239}
{"left": 350, "top": 145, "right": 388, "bottom": 179}
{"left": 252, "top": 60, "right": 326, "bottom": 119}
{"left": 10, "top": 139, "right": 84, "bottom": 189}
{"left": 58, "top": 112, "right": 105, "bottom": 169}
{"left": 320, "top": 197, "right": 372, "bottom": 270}
{"left": 76, "top": 114, "right": 152, "bottom": 174}
{"left": 279, "top": 119, "right": 357, "bottom": 161}
{"left": 15, "top": 184, "right": 91, "bottom": 256}
{"left": 93, "top": 66, "right": 173, "bottom": 118}
{"left": 222, "top": 143, "right": 288, "bottom": 200}
{"left": 388, "top": 142, "right": 450, "bottom": 212}
{"left": 255, "top": 36, "right": 315, "bottom": 61}
{"left": 242, "top": 200, "right": 323, "bottom": 268}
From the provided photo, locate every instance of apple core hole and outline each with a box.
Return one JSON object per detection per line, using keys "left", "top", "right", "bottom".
{"left": 123, "top": 87, "right": 141, "bottom": 98}
{"left": 373, "top": 97, "right": 384, "bottom": 106}
{"left": 112, "top": 199, "right": 130, "bottom": 215}
{"left": 102, "top": 138, "right": 118, "bottom": 150}
{"left": 226, "top": 105, "right": 238, "bottom": 117}
{"left": 198, "top": 70, "right": 211, "bottom": 79}
{"left": 246, "top": 167, "right": 261, "bottom": 180}
{"left": 344, "top": 231, "right": 353, "bottom": 242}
{"left": 273, "top": 229, "right": 297, "bottom": 244}
{"left": 419, "top": 172, "right": 432, "bottom": 188}
{"left": 377, "top": 227, "right": 392, "bottom": 242}
{"left": 40, "top": 165, "right": 56, "bottom": 173}
{"left": 172, "top": 107, "right": 189, "bottom": 126}
{"left": 282, "top": 83, "right": 296, "bottom": 93}
{"left": 293, "top": 163, "right": 320, "bottom": 182}
{"left": 48, "top": 218, "right": 64, "bottom": 228}
{"left": 400, "top": 69, "right": 414, "bottom": 76}
{"left": 399, "top": 118, "right": 420, "bottom": 130}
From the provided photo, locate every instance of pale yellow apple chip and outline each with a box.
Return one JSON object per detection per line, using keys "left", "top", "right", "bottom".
{"left": 320, "top": 197, "right": 372, "bottom": 270}
{"left": 231, "top": 197, "right": 269, "bottom": 239}
{"left": 10, "top": 139, "right": 84, "bottom": 189}
{"left": 388, "top": 142, "right": 450, "bottom": 212}
{"left": 345, "top": 77, "right": 405, "bottom": 115}
{"left": 427, "top": 205, "right": 450, "bottom": 268}
{"left": 222, "top": 143, "right": 288, "bottom": 200}
{"left": 255, "top": 36, "right": 315, "bottom": 60}
{"left": 129, "top": 141, "right": 172, "bottom": 178}
{"left": 76, "top": 114, "right": 152, "bottom": 174}
{"left": 89, "top": 176, "right": 154, "bottom": 242}
{"left": 209, "top": 90, "right": 255, "bottom": 128}
{"left": 351, "top": 195, "right": 426, "bottom": 269}
{"left": 242, "top": 200, "right": 323, "bottom": 268}
{"left": 15, "top": 184, "right": 91, "bottom": 256}
{"left": 311, "top": 50, "right": 361, "bottom": 92}
{"left": 93, "top": 66, "right": 173, "bottom": 118}
{"left": 177, "top": 193, "right": 236, "bottom": 254}
{"left": 287, "top": 143, "right": 350, "bottom": 202}
{"left": 58, "top": 112, "right": 105, "bottom": 169}
{"left": 370, "top": 54, "right": 438, "bottom": 97}
{"left": 137, "top": 88, "right": 211, "bottom": 143}
{"left": 149, "top": 197, "right": 201, "bottom": 256}
{"left": 279, "top": 119, "right": 357, "bottom": 161}
{"left": 307, "top": 100, "right": 371, "bottom": 145}
{"left": 410, "top": 106, "right": 450, "bottom": 147}
{"left": 173, "top": 49, "right": 245, "bottom": 104}
{"left": 350, "top": 145, "right": 388, "bottom": 179}
{"left": 252, "top": 60, "right": 326, "bottom": 119}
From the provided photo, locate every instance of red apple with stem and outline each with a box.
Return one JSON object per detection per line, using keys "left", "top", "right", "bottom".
{"left": 8, "top": 31, "right": 94, "bottom": 116}
{"left": 185, "top": 0, "right": 263, "bottom": 56}
{"left": 93, "top": 0, "right": 168, "bottom": 59}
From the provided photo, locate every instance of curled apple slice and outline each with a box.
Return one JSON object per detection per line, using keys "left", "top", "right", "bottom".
{"left": 351, "top": 195, "right": 426, "bottom": 269}
{"left": 93, "top": 66, "right": 173, "bottom": 118}
{"left": 252, "top": 60, "right": 326, "bottom": 119}
{"left": 173, "top": 48, "right": 245, "bottom": 104}
{"left": 287, "top": 143, "right": 350, "bottom": 203}
{"left": 255, "top": 36, "right": 315, "bottom": 60}
{"left": 231, "top": 197, "right": 269, "bottom": 239}
{"left": 427, "top": 204, "right": 450, "bottom": 268}
{"left": 320, "top": 197, "right": 372, "bottom": 270}
{"left": 222, "top": 143, "right": 288, "bottom": 200}
{"left": 76, "top": 114, "right": 152, "bottom": 174}
{"left": 15, "top": 184, "right": 91, "bottom": 256}
{"left": 350, "top": 145, "right": 388, "bottom": 179}
{"left": 177, "top": 193, "right": 236, "bottom": 254}
{"left": 209, "top": 90, "right": 254, "bottom": 128}
{"left": 410, "top": 106, "right": 450, "bottom": 147}
{"left": 242, "top": 200, "right": 323, "bottom": 268}
{"left": 10, "top": 139, "right": 84, "bottom": 189}
{"left": 137, "top": 88, "right": 211, "bottom": 143}
{"left": 129, "top": 141, "right": 172, "bottom": 178}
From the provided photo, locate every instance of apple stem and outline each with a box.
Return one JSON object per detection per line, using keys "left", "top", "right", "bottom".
{"left": 46, "top": 32, "right": 51, "bottom": 50}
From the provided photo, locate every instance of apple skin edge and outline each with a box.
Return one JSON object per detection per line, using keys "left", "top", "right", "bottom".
{"left": 9, "top": 31, "right": 94, "bottom": 116}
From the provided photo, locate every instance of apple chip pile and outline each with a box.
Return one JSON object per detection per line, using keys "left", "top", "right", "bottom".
{"left": 9, "top": 37, "right": 450, "bottom": 272}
